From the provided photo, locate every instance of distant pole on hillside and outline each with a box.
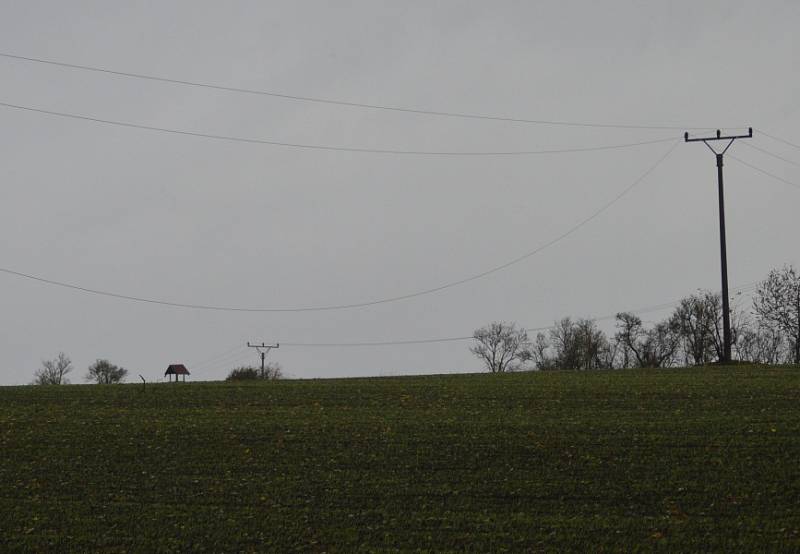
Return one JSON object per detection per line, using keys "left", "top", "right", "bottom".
{"left": 247, "top": 341, "right": 280, "bottom": 377}
{"left": 684, "top": 127, "right": 752, "bottom": 363}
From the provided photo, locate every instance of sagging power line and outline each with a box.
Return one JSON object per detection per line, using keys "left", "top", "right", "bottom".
{"left": 0, "top": 101, "right": 678, "bottom": 156}
{"left": 0, "top": 140, "right": 678, "bottom": 313}
{"left": 741, "top": 142, "right": 800, "bottom": 168}
{"left": 729, "top": 155, "right": 800, "bottom": 190}
{"left": 0, "top": 51, "right": 721, "bottom": 131}
{"left": 190, "top": 344, "right": 250, "bottom": 371}
{"left": 196, "top": 282, "right": 757, "bottom": 350}
{"left": 756, "top": 128, "right": 800, "bottom": 151}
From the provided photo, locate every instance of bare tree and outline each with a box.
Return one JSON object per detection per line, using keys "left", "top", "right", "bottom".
{"left": 753, "top": 265, "right": 800, "bottom": 364}
{"left": 548, "top": 318, "right": 611, "bottom": 370}
{"left": 670, "top": 293, "right": 714, "bottom": 364}
{"left": 33, "top": 352, "right": 73, "bottom": 385}
{"left": 86, "top": 359, "right": 128, "bottom": 384}
{"left": 575, "top": 318, "right": 613, "bottom": 369}
{"left": 669, "top": 291, "right": 733, "bottom": 365}
{"left": 597, "top": 338, "right": 620, "bottom": 369}
{"left": 615, "top": 312, "right": 679, "bottom": 368}
{"left": 735, "top": 324, "right": 787, "bottom": 364}
{"left": 548, "top": 317, "right": 580, "bottom": 369}
{"left": 530, "top": 332, "right": 555, "bottom": 370}
{"left": 470, "top": 322, "right": 531, "bottom": 373}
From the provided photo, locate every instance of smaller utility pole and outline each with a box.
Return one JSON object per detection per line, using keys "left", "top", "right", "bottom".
{"left": 247, "top": 341, "right": 279, "bottom": 378}
{"left": 684, "top": 127, "right": 752, "bottom": 363}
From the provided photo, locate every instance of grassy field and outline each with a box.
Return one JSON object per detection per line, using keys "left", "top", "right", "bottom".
{"left": 1, "top": 367, "right": 799, "bottom": 552}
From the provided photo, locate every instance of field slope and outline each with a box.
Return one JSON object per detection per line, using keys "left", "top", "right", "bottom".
{"left": 1, "top": 367, "right": 799, "bottom": 552}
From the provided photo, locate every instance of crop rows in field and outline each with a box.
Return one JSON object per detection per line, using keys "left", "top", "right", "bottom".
{"left": 1, "top": 367, "right": 799, "bottom": 551}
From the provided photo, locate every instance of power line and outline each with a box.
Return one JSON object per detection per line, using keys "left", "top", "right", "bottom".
{"left": 189, "top": 344, "right": 249, "bottom": 370}
{"left": 741, "top": 141, "right": 800, "bottom": 168}
{"left": 0, "top": 140, "right": 678, "bottom": 312}
{"left": 0, "top": 101, "right": 679, "bottom": 156}
{"left": 756, "top": 128, "right": 800, "bottom": 151}
{"left": 728, "top": 155, "right": 800, "bottom": 190}
{"left": 223, "top": 350, "right": 259, "bottom": 368}
{"left": 198, "top": 283, "right": 760, "bottom": 351}
{"left": 281, "top": 282, "right": 759, "bottom": 347}
{"left": 0, "top": 51, "right": 720, "bottom": 131}
{"left": 194, "top": 350, "right": 255, "bottom": 376}
{"left": 283, "top": 335, "right": 474, "bottom": 348}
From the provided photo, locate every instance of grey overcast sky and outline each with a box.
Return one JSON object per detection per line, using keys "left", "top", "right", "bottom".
{"left": 0, "top": 1, "right": 798, "bottom": 384}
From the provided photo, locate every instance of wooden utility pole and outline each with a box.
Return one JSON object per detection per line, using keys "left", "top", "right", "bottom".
{"left": 684, "top": 127, "right": 752, "bottom": 363}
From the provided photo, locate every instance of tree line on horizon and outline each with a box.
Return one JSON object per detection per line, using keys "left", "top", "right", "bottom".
{"left": 28, "top": 266, "right": 798, "bottom": 383}
{"left": 30, "top": 356, "right": 286, "bottom": 386}
{"left": 32, "top": 355, "right": 128, "bottom": 385}
{"left": 471, "top": 265, "right": 800, "bottom": 372}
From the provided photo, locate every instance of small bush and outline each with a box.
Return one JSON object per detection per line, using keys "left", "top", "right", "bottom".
{"left": 226, "top": 364, "right": 283, "bottom": 381}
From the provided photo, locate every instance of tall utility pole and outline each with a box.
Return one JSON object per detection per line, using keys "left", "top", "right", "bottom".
{"left": 247, "top": 341, "right": 279, "bottom": 378}
{"left": 684, "top": 127, "right": 752, "bottom": 364}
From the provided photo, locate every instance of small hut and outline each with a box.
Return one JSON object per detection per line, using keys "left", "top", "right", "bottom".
{"left": 165, "top": 364, "right": 190, "bottom": 382}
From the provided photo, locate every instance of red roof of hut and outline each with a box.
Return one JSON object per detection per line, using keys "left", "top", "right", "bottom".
{"left": 165, "top": 364, "right": 190, "bottom": 376}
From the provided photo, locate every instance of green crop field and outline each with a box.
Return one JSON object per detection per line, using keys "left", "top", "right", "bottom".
{"left": 1, "top": 367, "right": 799, "bottom": 552}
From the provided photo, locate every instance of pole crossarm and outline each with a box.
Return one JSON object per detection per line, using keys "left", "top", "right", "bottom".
{"left": 247, "top": 341, "right": 280, "bottom": 351}
{"left": 684, "top": 128, "right": 753, "bottom": 143}
{"left": 685, "top": 128, "right": 753, "bottom": 155}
